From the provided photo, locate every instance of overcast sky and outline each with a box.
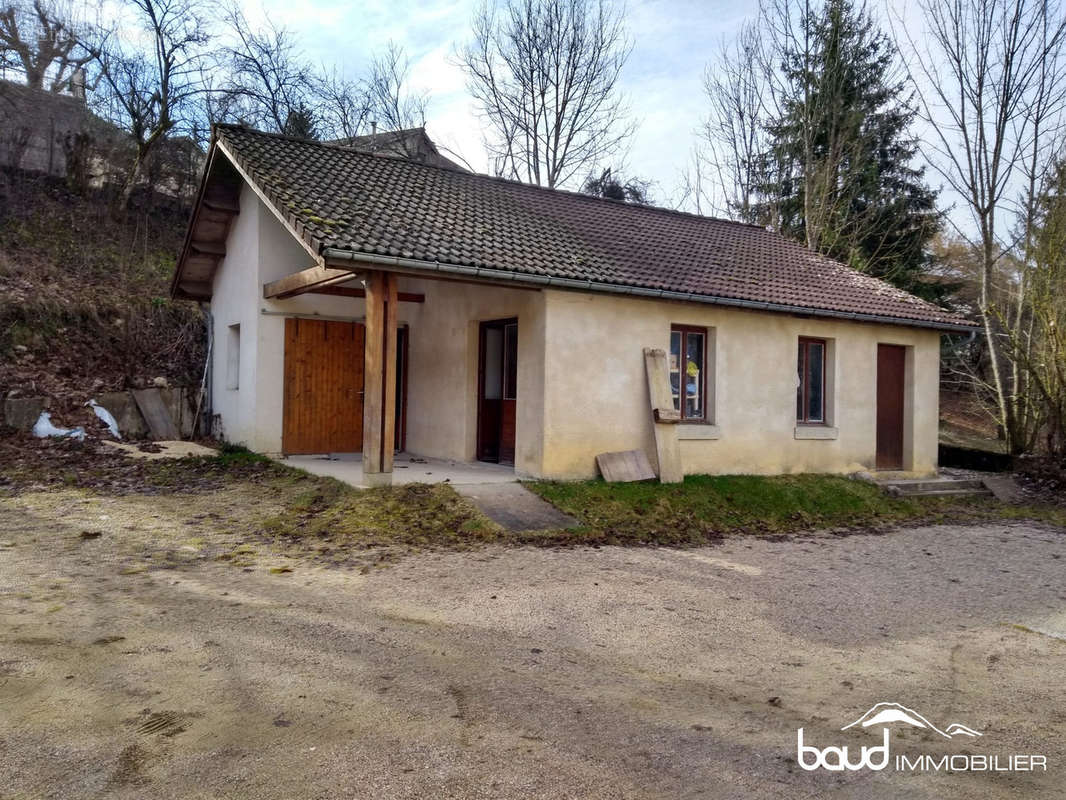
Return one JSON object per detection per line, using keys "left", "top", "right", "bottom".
{"left": 231, "top": 0, "right": 1001, "bottom": 237}
{"left": 244, "top": 0, "right": 755, "bottom": 206}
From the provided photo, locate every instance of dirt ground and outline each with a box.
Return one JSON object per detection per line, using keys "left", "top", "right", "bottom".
{"left": 1, "top": 484, "right": 1065, "bottom": 799}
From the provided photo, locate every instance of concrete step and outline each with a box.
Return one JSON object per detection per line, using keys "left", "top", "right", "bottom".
{"left": 878, "top": 477, "right": 992, "bottom": 498}
{"left": 902, "top": 487, "right": 993, "bottom": 498}
{"left": 881, "top": 478, "right": 987, "bottom": 493}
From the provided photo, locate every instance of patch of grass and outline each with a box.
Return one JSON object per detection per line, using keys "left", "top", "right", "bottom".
{"left": 215, "top": 442, "right": 272, "bottom": 467}
{"left": 258, "top": 478, "right": 503, "bottom": 562}
{"left": 524, "top": 474, "right": 1066, "bottom": 546}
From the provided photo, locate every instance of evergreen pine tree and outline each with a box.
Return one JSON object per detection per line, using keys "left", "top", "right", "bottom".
{"left": 283, "top": 104, "right": 319, "bottom": 140}
{"left": 754, "top": 0, "right": 940, "bottom": 296}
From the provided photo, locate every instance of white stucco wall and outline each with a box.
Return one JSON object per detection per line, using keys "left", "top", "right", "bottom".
{"left": 539, "top": 289, "right": 942, "bottom": 479}
{"left": 209, "top": 188, "right": 371, "bottom": 451}
{"left": 208, "top": 181, "right": 261, "bottom": 447}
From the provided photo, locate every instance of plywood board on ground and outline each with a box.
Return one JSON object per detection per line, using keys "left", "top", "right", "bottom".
{"left": 596, "top": 450, "right": 656, "bottom": 483}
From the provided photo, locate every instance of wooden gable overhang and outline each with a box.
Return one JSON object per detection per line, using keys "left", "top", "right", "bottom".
{"left": 170, "top": 141, "right": 242, "bottom": 301}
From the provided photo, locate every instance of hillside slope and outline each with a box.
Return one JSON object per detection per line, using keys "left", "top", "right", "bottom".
{"left": 0, "top": 170, "right": 205, "bottom": 419}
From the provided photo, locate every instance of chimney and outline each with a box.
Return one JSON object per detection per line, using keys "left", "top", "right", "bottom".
{"left": 70, "top": 68, "right": 86, "bottom": 101}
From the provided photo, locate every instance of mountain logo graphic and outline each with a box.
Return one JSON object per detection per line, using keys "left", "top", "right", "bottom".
{"left": 841, "top": 702, "right": 983, "bottom": 739}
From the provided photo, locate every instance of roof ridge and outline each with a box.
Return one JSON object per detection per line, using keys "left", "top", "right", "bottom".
{"left": 212, "top": 122, "right": 767, "bottom": 230}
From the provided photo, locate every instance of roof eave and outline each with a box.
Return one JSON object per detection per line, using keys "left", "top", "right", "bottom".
{"left": 170, "top": 137, "right": 221, "bottom": 300}
{"left": 322, "top": 247, "right": 979, "bottom": 334}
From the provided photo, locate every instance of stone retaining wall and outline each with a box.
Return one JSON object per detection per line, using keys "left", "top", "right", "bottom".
{"left": 3, "top": 388, "right": 198, "bottom": 439}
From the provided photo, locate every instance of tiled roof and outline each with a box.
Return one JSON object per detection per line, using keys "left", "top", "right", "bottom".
{"left": 203, "top": 124, "right": 974, "bottom": 330}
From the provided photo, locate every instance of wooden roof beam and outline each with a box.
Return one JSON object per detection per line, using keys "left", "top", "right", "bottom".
{"left": 175, "top": 280, "right": 213, "bottom": 300}
{"left": 203, "top": 196, "right": 240, "bottom": 214}
{"left": 307, "top": 285, "right": 425, "bottom": 303}
{"left": 190, "top": 239, "right": 226, "bottom": 257}
{"left": 263, "top": 264, "right": 359, "bottom": 299}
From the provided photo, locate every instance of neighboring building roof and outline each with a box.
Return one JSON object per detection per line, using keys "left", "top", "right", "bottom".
{"left": 330, "top": 127, "right": 466, "bottom": 171}
{"left": 175, "top": 124, "right": 975, "bottom": 331}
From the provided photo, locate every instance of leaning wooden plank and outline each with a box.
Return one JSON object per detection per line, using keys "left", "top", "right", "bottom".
{"left": 596, "top": 450, "right": 656, "bottom": 482}
{"left": 643, "top": 347, "right": 683, "bottom": 483}
{"left": 132, "top": 388, "right": 181, "bottom": 440}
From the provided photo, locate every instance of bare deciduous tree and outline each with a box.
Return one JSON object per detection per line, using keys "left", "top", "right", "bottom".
{"left": 458, "top": 0, "right": 634, "bottom": 188}
{"left": 216, "top": 6, "right": 314, "bottom": 133}
{"left": 366, "top": 41, "right": 428, "bottom": 135}
{"left": 697, "top": 20, "right": 771, "bottom": 220}
{"left": 0, "top": 0, "right": 101, "bottom": 91}
{"left": 95, "top": 0, "right": 209, "bottom": 212}
{"left": 316, "top": 67, "right": 371, "bottom": 141}
{"left": 902, "top": 0, "right": 1066, "bottom": 453}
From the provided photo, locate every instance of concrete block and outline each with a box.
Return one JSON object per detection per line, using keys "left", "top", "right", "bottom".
{"left": 95, "top": 391, "right": 149, "bottom": 438}
{"left": 4, "top": 396, "right": 46, "bottom": 431}
{"left": 161, "top": 387, "right": 197, "bottom": 438}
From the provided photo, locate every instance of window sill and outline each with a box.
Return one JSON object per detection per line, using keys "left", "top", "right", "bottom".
{"left": 678, "top": 424, "right": 721, "bottom": 440}
{"left": 794, "top": 425, "right": 838, "bottom": 440}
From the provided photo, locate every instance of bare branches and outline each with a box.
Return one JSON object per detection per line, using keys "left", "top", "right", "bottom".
{"left": 698, "top": 19, "right": 771, "bottom": 220}
{"left": 93, "top": 0, "right": 210, "bottom": 211}
{"left": 215, "top": 5, "right": 314, "bottom": 133}
{"left": 902, "top": 0, "right": 1066, "bottom": 452}
{"left": 315, "top": 67, "right": 371, "bottom": 141}
{"left": 367, "top": 42, "right": 428, "bottom": 135}
{"left": 0, "top": 0, "right": 102, "bottom": 91}
{"left": 904, "top": 0, "right": 1066, "bottom": 259}
{"left": 458, "top": 0, "right": 634, "bottom": 188}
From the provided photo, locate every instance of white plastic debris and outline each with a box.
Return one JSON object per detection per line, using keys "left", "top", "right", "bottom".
{"left": 86, "top": 399, "right": 121, "bottom": 439}
{"left": 32, "top": 411, "right": 85, "bottom": 441}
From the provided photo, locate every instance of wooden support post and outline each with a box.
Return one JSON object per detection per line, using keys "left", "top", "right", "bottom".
{"left": 362, "top": 270, "right": 398, "bottom": 485}
{"left": 381, "top": 273, "right": 398, "bottom": 473}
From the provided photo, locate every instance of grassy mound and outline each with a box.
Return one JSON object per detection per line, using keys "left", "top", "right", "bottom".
{"left": 525, "top": 474, "right": 1066, "bottom": 545}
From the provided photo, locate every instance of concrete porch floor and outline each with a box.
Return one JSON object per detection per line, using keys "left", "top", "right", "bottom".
{"left": 277, "top": 452, "right": 518, "bottom": 488}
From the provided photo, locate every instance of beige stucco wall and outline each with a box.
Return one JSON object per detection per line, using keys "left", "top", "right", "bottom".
{"left": 539, "top": 289, "right": 941, "bottom": 480}
{"left": 401, "top": 278, "right": 546, "bottom": 477}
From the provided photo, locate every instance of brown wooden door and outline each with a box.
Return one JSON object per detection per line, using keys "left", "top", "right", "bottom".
{"left": 477, "top": 319, "right": 517, "bottom": 465}
{"left": 876, "top": 344, "right": 906, "bottom": 470}
{"left": 282, "top": 318, "right": 364, "bottom": 455}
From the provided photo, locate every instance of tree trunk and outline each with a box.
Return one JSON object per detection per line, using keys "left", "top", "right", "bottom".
{"left": 114, "top": 150, "right": 147, "bottom": 219}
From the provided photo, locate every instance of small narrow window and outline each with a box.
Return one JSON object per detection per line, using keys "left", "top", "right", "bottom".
{"left": 483, "top": 327, "right": 503, "bottom": 400}
{"left": 669, "top": 325, "right": 707, "bottom": 421}
{"left": 797, "top": 337, "right": 826, "bottom": 423}
{"left": 226, "top": 324, "right": 240, "bottom": 390}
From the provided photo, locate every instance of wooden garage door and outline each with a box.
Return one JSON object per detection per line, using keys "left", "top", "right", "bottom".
{"left": 282, "top": 318, "right": 364, "bottom": 455}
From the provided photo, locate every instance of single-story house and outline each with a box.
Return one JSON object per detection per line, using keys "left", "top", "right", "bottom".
{"left": 171, "top": 124, "right": 977, "bottom": 485}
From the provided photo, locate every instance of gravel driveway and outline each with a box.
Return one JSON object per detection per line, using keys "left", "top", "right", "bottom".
{"left": 1, "top": 490, "right": 1064, "bottom": 799}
